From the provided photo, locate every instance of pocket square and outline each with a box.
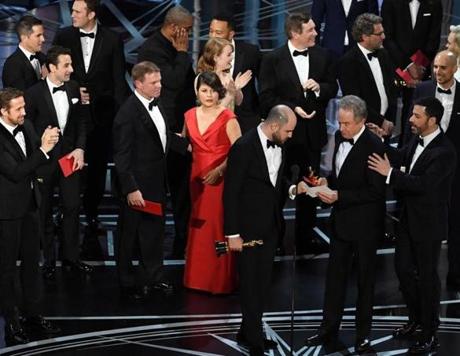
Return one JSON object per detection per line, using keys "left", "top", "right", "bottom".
{"left": 71, "top": 98, "right": 79, "bottom": 104}
{"left": 400, "top": 166, "right": 406, "bottom": 173}
{"left": 423, "top": 13, "right": 431, "bottom": 16}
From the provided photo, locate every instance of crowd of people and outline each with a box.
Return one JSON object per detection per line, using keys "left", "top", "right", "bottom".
{"left": 0, "top": 0, "right": 458, "bottom": 355}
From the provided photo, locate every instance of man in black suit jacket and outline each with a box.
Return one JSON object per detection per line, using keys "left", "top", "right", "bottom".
{"left": 305, "top": 95, "right": 386, "bottom": 354}
{"left": 339, "top": 13, "right": 397, "bottom": 135}
{"left": 137, "top": 5, "right": 195, "bottom": 258}
{"left": 24, "top": 46, "right": 91, "bottom": 279}
{"left": 369, "top": 97, "right": 456, "bottom": 354}
{"left": 113, "top": 61, "right": 187, "bottom": 300}
{"left": 53, "top": 0, "right": 130, "bottom": 229}
{"left": 2, "top": 15, "right": 45, "bottom": 90}
{"left": 0, "top": 88, "right": 60, "bottom": 346}
{"left": 224, "top": 105, "right": 301, "bottom": 356}
{"left": 259, "top": 12, "right": 338, "bottom": 253}
{"left": 209, "top": 13, "right": 261, "bottom": 133}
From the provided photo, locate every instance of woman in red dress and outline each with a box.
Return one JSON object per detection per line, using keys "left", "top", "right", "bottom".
{"left": 183, "top": 71, "right": 241, "bottom": 294}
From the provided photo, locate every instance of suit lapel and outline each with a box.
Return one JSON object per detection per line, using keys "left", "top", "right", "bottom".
{"left": 87, "top": 29, "right": 103, "bottom": 75}
{"left": 133, "top": 97, "right": 164, "bottom": 153}
{"left": 71, "top": 28, "right": 86, "bottom": 76}
{"left": 411, "top": 132, "right": 443, "bottom": 172}
{"left": 402, "top": 1, "right": 414, "bottom": 32}
{"left": 280, "top": 45, "right": 304, "bottom": 95}
{"left": 232, "top": 42, "right": 244, "bottom": 78}
{"left": 17, "top": 48, "right": 37, "bottom": 79}
{"left": 252, "top": 131, "right": 272, "bottom": 185}
{"left": 446, "top": 81, "right": 460, "bottom": 135}
{"left": 42, "top": 81, "right": 61, "bottom": 129}
{"left": 0, "top": 124, "right": 26, "bottom": 160}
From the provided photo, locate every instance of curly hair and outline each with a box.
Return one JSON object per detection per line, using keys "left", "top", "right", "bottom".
{"left": 197, "top": 37, "right": 233, "bottom": 73}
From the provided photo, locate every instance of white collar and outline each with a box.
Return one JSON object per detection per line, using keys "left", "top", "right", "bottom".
{"left": 420, "top": 127, "right": 441, "bottom": 147}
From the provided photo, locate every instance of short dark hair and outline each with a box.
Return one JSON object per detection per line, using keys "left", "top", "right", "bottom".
{"left": 15, "top": 15, "right": 43, "bottom": 40}
{"left": 0, "top": 88, "right": 24, "bottom": 111}
{"left": 195, "top": 71, "right": 226, "bottom": 100}
{"left": 211, "top": 13, "right": 235, "bottom": 31}
{"left": 352, "top": 13, "right": 383, "bottom": 43}
{"left": 163, "top": 5, "right": 192, "bottom": 26}
{"left": 132, "top": 61, "right": 160, "bottom": 82}
{"left": 75, "top": 0, "right": 99, "bottom": 15}
{"left": 46, "top": 46, "right": 72, "bottom": 71}
{"left": 413, "top": 97, "right": 444, "bottom": 124}
{"left": 285, "top": 12, "right": 311, "bottom": 39}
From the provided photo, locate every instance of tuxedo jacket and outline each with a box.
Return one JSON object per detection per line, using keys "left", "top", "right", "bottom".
{"left": 338, "top": 45, "right": 397, "bottom": 126}
{"left": 223, "top": 128, "right": 289, "bottom": 241}
{"left": 53, "top": 26, "right": 130, "bottom": 126}
{"left": 388, "top": 132, "right": 456, "bottom": 242}
{"left": 312, "top": 0, "right": 379, "bottom": 56}
{"left": 137, "top": 30, "right": 196, "bottom": 132}
{"left": 2, "top": 48, "right": 45, "bottom": 91}
{"left": 259, "top": 45, "right": 338, "bottom": 149}
{"left": 381, "top": 0, "right": 442, "bottom": 69}
{"left": 0, "top": 120, "right": 46, "bottom": 219}
{"left": 328, "top": 128, "right": 386, "bottom": 241}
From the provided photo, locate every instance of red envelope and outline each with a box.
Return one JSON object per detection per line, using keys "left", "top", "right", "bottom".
{"left": 396, "top": 68, "right": 414, "bottom": 84}
{"left": 131, "top": 200, "right": 163, "bottom": 216}
{"left": 58, "top": 156, "right": 75, "bottom": 178}
{"left": 410, "top": 50, "right": 430, "bottom": 68}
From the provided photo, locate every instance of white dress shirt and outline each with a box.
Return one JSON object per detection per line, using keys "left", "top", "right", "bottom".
{"left": 409, "top": 0, "right": 420, "bottom": 29}
{"left": 342, "top": 0, "right": 353, "bottom": 45}
{"left": 335, "top": 125, "right": 365, "bottom": 176}
{"left": 80, "top": 24, "right": 97, "bottom": 73}
{"left": 257, "top": 124, "right": 282, "bottom": 186}
{"left": 358, "top": 44, "right": 389, "bottom": 116}
{"left": 47, "top": 77, "right": 69, "bottom": 134}
{"left": 19, "top": 45, "right": 40, "bottom": 79}
{"left": 435, "top": 81, "right": 456, "bottom": 132}
{"left": 134, "top": 90, "right": 167, "bottom": 152}
{"left": 288, "top": 40, "right": 310, "bottom": 97}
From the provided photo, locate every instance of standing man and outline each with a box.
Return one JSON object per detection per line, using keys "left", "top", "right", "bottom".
{"left": 339, "top": 13, "right": 397, "bottom": 136}
{"left": 53, "top": 0, "right": 130, "bottom": 230}
{"left": 0, "top": 88, "right": 61, "bottom": 346}
{"left": 137, "top": 5, "right": 195, "bottom": 258}
{"left": 369, "top": 97, "right": 456, "bottom": 353}
{"left": 312, "top": 0, "right": 378, "bottom": 56}
{"left": 24, "top": 45, "right": 91, "bottom": 279}
{"left": 224, "top": 105, "right": 300, "bottom": 356}
{"left": 209, "top": 13, "right": 261, "bottom": 133}
{"left": 2, "top": 15, "right": 45, "bottom": 90}
{"left": 305, "top": 96, "right": 386, "bottom": 354}
{"left": 259, "top": 12, "right": 338, "bottom": 253}
{"left": 113, "top": 61, "right": 188, "bottom": 300}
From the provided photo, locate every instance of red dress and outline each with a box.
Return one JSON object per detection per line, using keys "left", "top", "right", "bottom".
{"left": 183, "top": 107, "right": 237, "bottom": 294}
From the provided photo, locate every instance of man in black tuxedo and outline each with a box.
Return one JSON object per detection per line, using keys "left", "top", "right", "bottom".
{"left": 259, "top": 12, "right": 338, "bottom": 253}
{"left": 408, "top": 50, "right": 460, "bottom": 290}
{"left": 369, "top": 97, "right": 456, "bottom": 354}
{"left": 0, "top": 88, "right": 61, "bottom": 346}
{"left": 305, "top": 95, "right": 386, "bottom": 354}
{"left": 53, "top": 0, "right": 130, "bottom": 229}
{"left": 24, "top": 46, "right": 92, "bottom": 279}
{"left": 224, "top": 105, "right": 301, "bottom": 356}
{"left": 137, "top": 5, "right": 195, "bottom": 258}
{"left": 339, "top": 13, "right": 397, "bottom": 136}
{"left": 2, "top": 15, "right": 45, "bottom": 90}
{"left": 209, "top": 13, "right": 261, "bottom": 133}
{"left": 113, "top": 61, "right": 188, "bottom": 300}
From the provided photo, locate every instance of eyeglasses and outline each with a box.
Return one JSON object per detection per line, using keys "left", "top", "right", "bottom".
{"left": 370, "top": 31, "right": 385, "bottom": 37}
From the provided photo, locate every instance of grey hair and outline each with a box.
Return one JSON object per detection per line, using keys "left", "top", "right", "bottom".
{"left": 352, "top": 13, "right": 383, "bottom": 43}
{"left": 338, "top": 95, "right": 367, "bottom": 122}
{"left": 264, "top": 105, "right": 291, "bottom": 125}
{"left": 449, "top": 25, "right": 460, "bottom": 51}
{"left": 163, "top": 5, "right": 192, "bottom": 25}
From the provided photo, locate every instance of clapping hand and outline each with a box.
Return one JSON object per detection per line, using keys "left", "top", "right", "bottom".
{"left": 235, "top": 70, "right": 252, "bottom": 90}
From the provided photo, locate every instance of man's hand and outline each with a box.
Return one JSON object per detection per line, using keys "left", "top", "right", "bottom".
{"left": 171, "top": 27, "right": 189, "bottom": 52}
{"left": 80, "top": 87, "right": 90, "bottom": 105}
{"left": 40, "top": 126, "right": 60, "bottom": 153}
{"left": 317, "top": 190, "right": 338, "bottom": 204}
{"left": 294, "top": 106, "right": 316, "bottom": 120}
{"left": 202, "top": 167, "right": 222, "bottom": 185}
{"left": 228, "top": 237, "right": 244, "bottom": 252}
{"left": 67, "top": 148, "right": 85, "bottom": 171}
{"left": 366, "top": 122, "right": 385, "bottom": 138}
{"left": 304, "top": 78, "right": 320, "bottom": 93}
{"left": 127, "top": 190, "right": 145, "bottom": 207}
{"left": 381, "top": 119, "right": 394, "bottom": 136}
{"left": 407, "top": 63, "right": 425, "bottom": 81}
{"left": 368, "top": 152, "right": 391, "bottom": 176}
{"left": 297, "top": 181, "right": 308, "bottom": 194}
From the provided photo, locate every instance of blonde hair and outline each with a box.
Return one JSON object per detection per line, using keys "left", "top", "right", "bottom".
{"left": 449, "top": 25, "right": 460, "bottom": 57}
{"left": 197, "top": 37, "right": 233, "bottom": 73}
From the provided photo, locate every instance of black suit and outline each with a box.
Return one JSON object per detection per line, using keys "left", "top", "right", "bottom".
{"left": 24, "top": 79, "right": 85, "bottom": 264}
{"left": 2, "top": 48, "right": 45, "bottom": 90}
{"left": 0, "top": 120, "right": 47, "bottom": 322}
{"left": 338, "top": 45, "right": 397, "bottom": 126}
{"left": 259, "top": 44, "right": 338, "bottom": 249}
{"left": 388, "top": 132, "right": 456, "bottom": 339}
{"left": 113, "top": 94, "right": 187, "bottom": 288}
{"left": 53, "top": 25, "right": 130, "bottom": 223}
{"left": 224, "top": 128, "right": 289, "bottom": 350}
{"left": 319, "top": 128, "right": 385, "bottom": 339}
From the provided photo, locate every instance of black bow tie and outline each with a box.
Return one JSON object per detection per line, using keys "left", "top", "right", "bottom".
{"left": 437, "top": 87, "right": 452, "bottom": 95}
{"left": 293, "top": 49, "right": 309, "bottom": 57}
{"left": 367, "top": 51, "right": 379, "bottom": 61}
{"left": 80, "top": 32, "right": 95, "bottom": 39}
{"left": 148, "top": 98, "right": 159, "bottom": 111}
{"left": 13, "top": 125, "right": 24, "bottom": 137}
{"left": 339, "top": 135, "right": 354, "bottom": 145}
{"left": 29, "top": 54, "right": 38, "bottom": 61}
{"left": 418, "top": 137, "right": 424, "bottom": 147}
{"left": 266, "top": 139, "right": 279, "bottom": 149}
{"left": 53, "top": 85, "right": 65, "bottom": 94}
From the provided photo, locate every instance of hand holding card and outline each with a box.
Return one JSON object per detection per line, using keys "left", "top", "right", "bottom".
{"left": 58, "top": 156, "right": 75, "bottom": 178}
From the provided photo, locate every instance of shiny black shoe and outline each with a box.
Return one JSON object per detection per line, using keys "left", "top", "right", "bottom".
{"left": 393, "top": 321, "right": 420, "bottom": 337}
{"left": 236, "top": 332, "right": 278, "bottom": 350}
{"left": 24, "top": 315, "right": 61, "bottom": 334}
{"left": 62, "top": 260, "right": 93, "bottom": 274}
{"left": 151, "top": 281, "right": 174, "bottom": 295}
{"left": 355, "top": 338, "right": 375, "bottom": 354}
{"left": 408, "top": 335, "right": 440, "bottom": 354}
{"left": 43, "top": 265, "right": 56, "bottom": 280}
{"left": 4, "top": 321, "right": 29, "bottom": 346}
{"left": 305, "top": 332, "right": 335, "bottom": 346}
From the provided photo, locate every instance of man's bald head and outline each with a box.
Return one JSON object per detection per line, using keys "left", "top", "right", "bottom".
{"left": 433, "top": 50, "right": 458, "bottom": 87}
{"left": 435, "top": 50, "right": 458, "bottom": 67}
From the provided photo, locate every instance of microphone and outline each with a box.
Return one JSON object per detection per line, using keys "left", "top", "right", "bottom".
{"left": 290, "top": 165, "right": 300, "bottom": 196}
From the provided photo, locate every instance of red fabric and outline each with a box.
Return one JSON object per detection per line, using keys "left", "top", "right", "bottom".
{"left": 183, "top": 107, "right": 237, "bottom": 294}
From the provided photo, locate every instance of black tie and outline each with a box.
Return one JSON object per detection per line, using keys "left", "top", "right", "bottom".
{"left": 148, "top": 98, "right": 159, "bottom": 111}
{"left": 266, "top": 139, "right": 279, "bottom": 149}
{"left": 418, "top": 137, "right": 424, "bottom": 147}
{"left": 29, "top": 54, "right": 38, "bottom": 61}
{"left": 367, "top": 51, "right": 379, "bottom": 61}
{"left": 293, "top": 49, "right": 309, "bottom": 57}
{"left": 80, "top": 32, "right": 95, "bottom": 39}
{"left": 53, "top": 85, "right": 65, "bottom": 94}
{"left": 437, "top": 87, "right": 452, "bottom": 95}
{"left": 13, "top": 125, "right": 24, "bottom": 137}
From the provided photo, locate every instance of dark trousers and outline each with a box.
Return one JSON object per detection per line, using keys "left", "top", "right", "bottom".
{"left": 395, "top": 225, "right": 441, "bottom": 339}
{"left": 448, "top": 188, "right": 460, "bottom": 284}
{"left": 116, "top": 203, "right": 165, "bottom": 288}
{"left": 238, "top": 231, "right": 277, "bottom": 349}
{"left": 40, "top": 164, "right": 81, "bottom": 264}
{"left": 0, "top": 208, "right": 40, "bottom": 321}
{"left": 321, "top": 236, "right": 378, "bottom": 339}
